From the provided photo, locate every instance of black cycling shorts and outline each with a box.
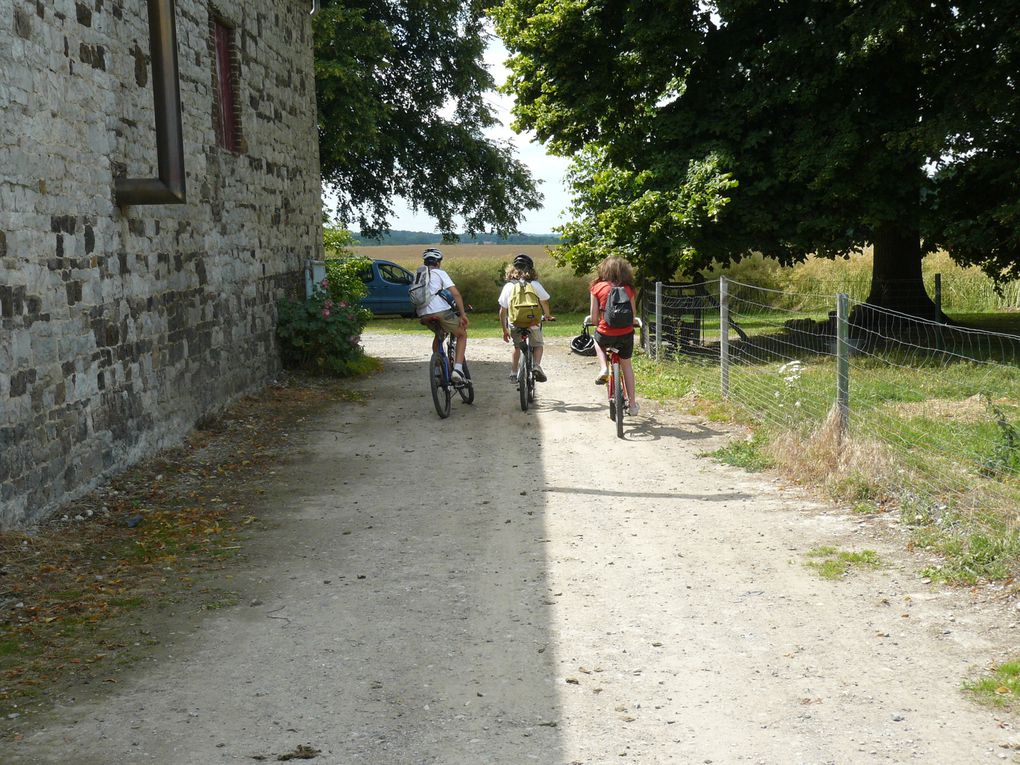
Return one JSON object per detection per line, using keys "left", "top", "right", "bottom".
{"left": 595, "top": 330, "right": 634, "bottom": 360}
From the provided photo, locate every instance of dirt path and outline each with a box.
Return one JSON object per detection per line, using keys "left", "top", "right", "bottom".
{"left": 4, "top": 332, "right": 1019, "bottom": 764}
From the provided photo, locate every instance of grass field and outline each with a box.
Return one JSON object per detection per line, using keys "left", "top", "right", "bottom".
{"left": 353, "top": 244, "right": 593, "bottom": 314}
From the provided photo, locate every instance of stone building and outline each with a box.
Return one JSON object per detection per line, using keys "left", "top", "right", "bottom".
{"left": 0, "top": 0, "right": 323, "bottom": 527}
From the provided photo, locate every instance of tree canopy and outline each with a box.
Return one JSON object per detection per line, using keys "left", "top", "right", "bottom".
{"left": 495, "top": 0, "right": 1020, "bottom": 311}
{"left": 314, "top": 0, "right": 542, "bottom": 238}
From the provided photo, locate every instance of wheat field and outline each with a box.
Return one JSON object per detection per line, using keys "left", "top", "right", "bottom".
{"left": 351, "top": 244, "right": 555, "bottom": 269}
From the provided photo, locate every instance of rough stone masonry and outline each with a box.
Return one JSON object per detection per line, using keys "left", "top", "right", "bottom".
{"left": 0, "top": 0, "right": 323, "bottom": 527}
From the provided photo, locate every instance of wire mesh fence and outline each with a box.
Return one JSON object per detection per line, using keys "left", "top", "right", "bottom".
{"left": 644, "top": 277, "right": 1020, "bottom": 565}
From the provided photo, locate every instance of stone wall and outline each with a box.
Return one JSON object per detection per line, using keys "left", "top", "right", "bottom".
{"left": 0, "top": 0, "right": 323, "bottom": 527}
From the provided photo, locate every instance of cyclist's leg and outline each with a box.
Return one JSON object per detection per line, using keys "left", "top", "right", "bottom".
{"left": 593, "top": 339, "right": 608, "bottom": 373}
{"left": 531, "top": 325, "right": 544, "bottom": 366}
{"left": 613, "top": 332, "right": 636, "bottom": 402}
{"left": 438, "top": 311, "right": 467, "bottom": 366}
{"left": 620, "top": 357, "right": 636, "bottom": 403}
{"left": 453, "top": 330, "right": 467, "bottom": 366}
{"left": 593, "top": 332, "right": 610, "bottom": 384}
{"left": 509, "top": 327, "right": 523, "bottom": 373}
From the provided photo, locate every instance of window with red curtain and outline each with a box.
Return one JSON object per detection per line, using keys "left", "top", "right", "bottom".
{"left": 212, "top": 18, "right": 239, "bottom": 152}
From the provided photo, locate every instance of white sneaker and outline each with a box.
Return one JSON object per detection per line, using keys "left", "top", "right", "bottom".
{"left": 533, "top": 365, "right": 547, "bottom": 382}
{"left": 628, "top": 400, "right": 640, "bottom": 416}
{"left": 451, "top": 368, "right": 465, "bottom": 383}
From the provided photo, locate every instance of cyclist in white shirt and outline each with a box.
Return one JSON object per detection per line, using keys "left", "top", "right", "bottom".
{"left": 416, "top": 249, "right": 470, "bottom": 383}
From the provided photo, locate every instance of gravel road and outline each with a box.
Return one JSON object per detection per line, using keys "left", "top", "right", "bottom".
{"left": 5, "top": 331, "right": 1019, "bottom": 764}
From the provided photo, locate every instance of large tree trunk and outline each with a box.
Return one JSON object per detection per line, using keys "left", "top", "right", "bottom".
{"left": 861, "top": 221, "right": 943, "bottom": 320}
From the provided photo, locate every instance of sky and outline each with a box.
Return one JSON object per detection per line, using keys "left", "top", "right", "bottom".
{"left": 376, "top": 37, "right": 573, "bottom": 236}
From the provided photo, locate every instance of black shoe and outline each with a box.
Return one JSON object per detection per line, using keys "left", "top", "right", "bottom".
{"left": 533, "top": 365, "right": 547, "bottom": 383}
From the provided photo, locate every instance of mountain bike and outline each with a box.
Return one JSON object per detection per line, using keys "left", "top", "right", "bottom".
{"left": 586, "top": 317, "right": 642, "bottom": 438}
{"left": 423, "top": 319, "right": 473, "bottom": 418}
{"left": 512, "top": 317, "right": 554, "bottom": 412}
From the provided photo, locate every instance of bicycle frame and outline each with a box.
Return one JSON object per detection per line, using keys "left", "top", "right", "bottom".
{"left": 514, "top": 328, "right": 536, "bottom": 411}
{"left": 425, "top": 320, "right": 473, "bottom": 418}
{"left": 587, "top": 318, "right": 641, "bottom": 438}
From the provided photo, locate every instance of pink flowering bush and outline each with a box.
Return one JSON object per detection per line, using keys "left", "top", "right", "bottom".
{"left": 276, "top": 273, "right": 372, "bottom": 376}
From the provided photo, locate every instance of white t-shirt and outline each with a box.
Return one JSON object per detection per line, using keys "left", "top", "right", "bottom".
{"left": 498, "top": 279, "right": 550, "bottom": 309}
{"left": 417, "top": 266, "right": 457, "bottom": 316}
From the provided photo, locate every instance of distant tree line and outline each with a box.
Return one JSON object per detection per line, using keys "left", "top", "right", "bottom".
{"left": 353, "top": 230, "right": 560, "bottom": 246}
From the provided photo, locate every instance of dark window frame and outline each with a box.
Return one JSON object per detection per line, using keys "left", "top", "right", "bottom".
{"left": 208, "top": 7, "right": 244, "bottom": 154}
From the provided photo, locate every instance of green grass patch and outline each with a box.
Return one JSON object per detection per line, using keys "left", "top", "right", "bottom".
{"left": 0, "top": 640, "right": 23, "bottom": 658}
{"left": 963, "top": 660, "right": 1020, "bottom": 709}
{"left": 366, "top": 312, "right": 590, "bottom": 338}
{"left": 917, "top": 524, "right": 1020, "bottom": 585}
{"left": 805, "top": 546, "right": 881, "bottom": 580}
{"left": 705, "top": 431, "right": 774, "bottom": 472}
{"left": 50, "top": 588, "right": 85, "bottom": 602}
{"left": 109, "top": 596, "right": 147, "bottom": 610}
{"left": 851, "top": 501, "right": 881, "bottom": 514}
{"left": 200, "top": 591, "right": 239, "bottom": 610}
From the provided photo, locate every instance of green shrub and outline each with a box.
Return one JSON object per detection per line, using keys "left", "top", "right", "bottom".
{"left": 324, "top": 255, "right": 373, "bottom": 304}
{"left": 276, "top": 279, "right": 372, "bottom": 376}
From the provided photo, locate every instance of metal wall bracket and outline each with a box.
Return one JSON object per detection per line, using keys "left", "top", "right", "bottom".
{"left": 115, "top": 0, "right": 187, "bottom": 206}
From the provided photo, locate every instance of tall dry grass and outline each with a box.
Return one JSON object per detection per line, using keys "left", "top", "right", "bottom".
{"left": 705, "top": 250, "right": 1020, "bottom": 313}
{"left": 352, "top": 244, "right": 1020, "bottom": 314}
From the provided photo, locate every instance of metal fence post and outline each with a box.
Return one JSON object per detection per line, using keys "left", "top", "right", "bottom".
{"left": 720, "top": 276, "right": 729, "bottom": 399}
{"left": 836, "top": 292, "right": 849, "bottom": 436}
{"left": 655, "top": 281, "right": 663, "bottom": 360}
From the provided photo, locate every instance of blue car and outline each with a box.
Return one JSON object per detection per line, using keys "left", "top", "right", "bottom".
{"left": 359, "top": 259, "right": 418, "bottom": 317}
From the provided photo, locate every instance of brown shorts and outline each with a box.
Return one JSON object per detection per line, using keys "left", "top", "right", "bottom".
{"left": 510, "top": 325, "right": 543, "bottom": 348}
{"left": 422, "top": 310, "right": 461, "bottom": 335}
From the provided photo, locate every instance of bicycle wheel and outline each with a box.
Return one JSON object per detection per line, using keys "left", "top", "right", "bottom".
{"left": 527, "top": 356, "right": 536, "bottom": 403}
{"left": 518, "top": 355, "right": 529, "bottom": 411}
{"left": 613, "top": 362, "right": 624, "bottom": 438}
{"left": 458, "top": 362, "right": 475, "bottom": 404}
{"left": 606, "top": 366, "right": 616, "bottom": 420}
{"left": 430, "top": 352, "right": 451, "bottom": 418}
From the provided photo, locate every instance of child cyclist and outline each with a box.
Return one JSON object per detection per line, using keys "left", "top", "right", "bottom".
{"left": 498, "top": 253, "right": 554, "bottom": 382}
{"left": 416, "top": 248, "right": 470, "bottom": 383}
{"left": 589, "top": 256, "right": 639, "bottom": 415}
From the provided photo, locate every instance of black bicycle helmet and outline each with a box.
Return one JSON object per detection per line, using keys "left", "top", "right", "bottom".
{"left": 570, "top": 324, "right": 596, "bottom": 356}
{"left": 422, "top": 248, "right": 443, "bottom": 264}
{"left": 512, "top": 253, "right": 534, "bottom": 270}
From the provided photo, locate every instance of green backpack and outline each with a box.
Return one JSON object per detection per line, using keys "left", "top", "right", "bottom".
{"left": 507, "top": 280, "right": 542, "bottom": 328}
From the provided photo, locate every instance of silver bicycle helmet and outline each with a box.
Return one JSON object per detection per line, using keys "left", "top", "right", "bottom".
{"left": 422, "top": 248, "right": 443, "bottom": 264}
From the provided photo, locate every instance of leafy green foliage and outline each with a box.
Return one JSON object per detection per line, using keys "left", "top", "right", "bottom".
{"left": 276, "top": 278, "right": 373, "bottom": 376}
{"left": 314, "top": 0, "right": 541, "bottom": 238}
{"left": 495, "top": 1, "right": 1020, "bottom": 307}
{"left": 356, "top": 230, "right": 561, "bottom": 246}
{"left": 323, "top": 226, "right": 357, "bottom": 256}
{"left": 555, "top": 146, "right": 738, "bottom": 281}
{"left": 980, "top": 394, "right": 1020, "bottom": 479}
{"left": 324, "top": 255, "right": 373, "bottom": 305}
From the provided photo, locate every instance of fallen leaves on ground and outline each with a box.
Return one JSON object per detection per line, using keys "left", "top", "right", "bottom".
{"left": 0, "top": 374, "right": 364, "bottom": 736}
